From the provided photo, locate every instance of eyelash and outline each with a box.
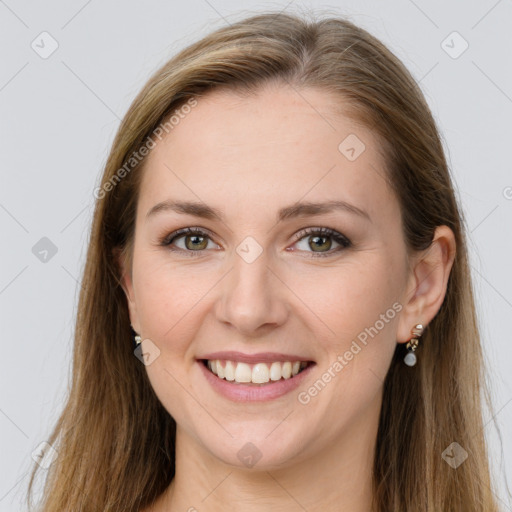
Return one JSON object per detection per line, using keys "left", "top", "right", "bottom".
{"left": 159, "top": 226, "right": 352, "bottom": 258}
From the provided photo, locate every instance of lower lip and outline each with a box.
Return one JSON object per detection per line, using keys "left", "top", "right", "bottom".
{"left": 197, "top": 360, "right": 316, "bottom": 402}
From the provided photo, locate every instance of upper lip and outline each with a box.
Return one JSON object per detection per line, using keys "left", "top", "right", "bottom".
{"left": 198, "top": 351, "right": 315, "bottom": 364}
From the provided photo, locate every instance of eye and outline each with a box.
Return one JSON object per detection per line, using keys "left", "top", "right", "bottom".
{"left": 160, "top": 226, "right": 352, "bottom": 258}
{"left": 291, "top": 227, "right": 352, "bottom": 257}
{"left": 160, "top": 227, "right": 218, "bottom": 256}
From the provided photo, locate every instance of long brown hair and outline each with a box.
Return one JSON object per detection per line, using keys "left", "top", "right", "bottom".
{"left": 27, "top": 10, "right": 505, "bottom": 511}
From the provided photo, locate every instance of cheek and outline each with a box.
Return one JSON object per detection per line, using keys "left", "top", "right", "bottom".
{"left": 132, "top": 256, "right": 213, "bottom": 421}
{"left": 133, "top": 254, "right": 214, "bottom": 343}
{"left": 350, "top": 258, "right": 403, "bottom": 346}
{"left": 292, "top": 261, "right": 401, "bottom": 438}
{"left": 290, "top": 254, "right": 403, "bottom": 411}
{"left": 292, "top": 255, "right": 404, "bottom": 347}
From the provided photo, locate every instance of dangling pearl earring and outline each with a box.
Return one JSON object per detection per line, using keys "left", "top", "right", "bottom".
{"left": 404, "top": 324, "right": 424, "bottom": 367}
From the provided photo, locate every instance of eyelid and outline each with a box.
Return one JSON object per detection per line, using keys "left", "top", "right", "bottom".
{"left": 292, "top": 227, "right": 351, "bottom": 245}
{"left": 161, "top": 226, "right": 216, "bottom": 244}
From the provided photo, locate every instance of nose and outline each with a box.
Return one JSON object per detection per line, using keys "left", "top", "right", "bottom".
{"left": 215, "top": 250, "right": 289, "bottom": 336}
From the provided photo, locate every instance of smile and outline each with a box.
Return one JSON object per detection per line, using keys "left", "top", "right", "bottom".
{"left": 197, "top": 357, "right": 316, "bottom": 402}
{"left": 203, "top": 359, "right": 312, "bottom": 384}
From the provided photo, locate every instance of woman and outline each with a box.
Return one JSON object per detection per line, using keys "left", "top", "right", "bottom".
{"left": 27, "top": 10, "right": 503, "bottom": 512}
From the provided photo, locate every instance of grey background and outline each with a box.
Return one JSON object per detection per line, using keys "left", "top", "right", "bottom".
{"left": 1, "top": 0, "right": 511, "bottom": 510}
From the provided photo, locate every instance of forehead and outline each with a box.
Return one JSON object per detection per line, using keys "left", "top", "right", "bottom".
{"left": 138, "top": 84, "right": 396, "bottom": 224}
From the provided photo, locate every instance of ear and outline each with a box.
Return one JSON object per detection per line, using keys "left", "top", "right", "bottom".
{"left": 113, "top": 247, "right": 141, "bottom": 334}
{"left": 396, "top": 225, "right": 456, "bottom": 343}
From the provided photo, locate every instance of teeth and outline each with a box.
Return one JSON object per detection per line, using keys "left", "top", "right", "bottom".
{"left": 252, "top": 363, "right": 269, "bottom": 384}
{"left": 234, "top": 362, "right": 252, "bottom": 383}
{"left": 270, "top": 362, "right": 282, "bottom": 381}
{"left": 216, "top": 361, "right": 225, "bottom": 379}
{"left": 225, "top": 361, "right": 235, "bottom": 381}
{"left": 281, "top": 362, "right": 292, "bottom": 379}
{"left": 206, "top": 359, "right": 309, "bottom": 384}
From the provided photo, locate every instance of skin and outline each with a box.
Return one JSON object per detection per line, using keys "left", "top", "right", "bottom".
{"left": 119, "top": 82, "right": 456, "bottom": 512}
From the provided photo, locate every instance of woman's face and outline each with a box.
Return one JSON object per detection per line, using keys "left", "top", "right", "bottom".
{"left": 121, "top": 83, "right": 415, "bottom": 469}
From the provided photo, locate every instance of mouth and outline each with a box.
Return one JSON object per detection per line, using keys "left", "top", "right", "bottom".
{"left": 199, "top": 359, "right": 315, "bottom": 386}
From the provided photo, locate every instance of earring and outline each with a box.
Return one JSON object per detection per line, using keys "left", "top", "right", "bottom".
{"left": 130, "top": 325, "right": 142, "bottom": 349}
{"left": 403, "top": 324, "right": 424, "bottom": 367}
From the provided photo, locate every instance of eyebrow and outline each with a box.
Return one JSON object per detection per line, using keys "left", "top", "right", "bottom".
{"left": 145, "top": 199, "right": 371, "bottom": 223}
